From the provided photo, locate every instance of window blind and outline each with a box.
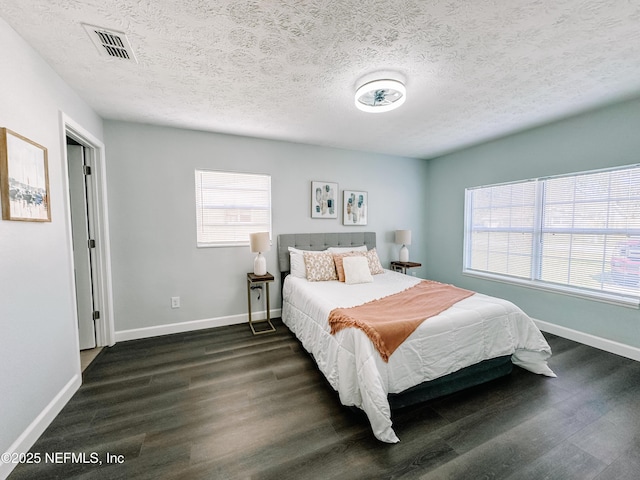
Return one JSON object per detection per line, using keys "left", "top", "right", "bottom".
{"left": 466, "top": 180, "right": 536, "bottom": 279}
{"left": 195, "top": 170, "right": 271, "bottom": 247}
{"left": 464, "top": 164, "right": 640, "bottom": 305}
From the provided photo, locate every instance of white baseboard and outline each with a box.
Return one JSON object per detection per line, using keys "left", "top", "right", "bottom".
{"left": 533, "top": 318, "right": 640, "bottom": 362}
{"left": 114, "top": 309, "right": 282, "bottom": 342}
{"left": 1, "top": 374, "right": 81, "bottom": 479}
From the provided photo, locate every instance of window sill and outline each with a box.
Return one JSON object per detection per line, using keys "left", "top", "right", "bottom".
{"left": 462, "top": 270, "right": 640, "bottom": 309}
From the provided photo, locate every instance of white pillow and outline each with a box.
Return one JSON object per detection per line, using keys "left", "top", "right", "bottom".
{"left": 288, "top": 247, "right": 326, "bottom": 278}
{"left": 327, "top": 245, "right": 368, "bottom": 253}
{"left": 289, "top": 246, "right": 326, "bottom": 255}
{"left": 289, "top": 253, "right": 307, "bottom": 278}
{"left": 343, "top": 256, "right": 374, "bottom": 284}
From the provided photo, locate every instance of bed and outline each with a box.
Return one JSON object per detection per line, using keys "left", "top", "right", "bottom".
{"left": 278, "top": 232, "right": 555, "bottom": 443}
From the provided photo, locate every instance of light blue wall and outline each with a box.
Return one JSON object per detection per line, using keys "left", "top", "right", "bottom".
{"left": 104, "top": 121, "right": 429, "bottom": 334}
{"left": 426, "top": 98, "right": 640, "bottom": 349}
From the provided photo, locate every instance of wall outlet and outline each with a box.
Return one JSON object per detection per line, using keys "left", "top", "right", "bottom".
{"left": 171, "top": 296, "right": 180, "bottom": 309}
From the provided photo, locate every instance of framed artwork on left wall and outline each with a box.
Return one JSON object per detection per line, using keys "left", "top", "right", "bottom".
{"left": 0, "top": 128, "right": 51, "bottom": 222}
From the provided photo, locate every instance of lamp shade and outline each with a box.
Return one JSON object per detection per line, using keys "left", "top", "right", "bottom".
{"left": 395, "top": 230, "right": 411, "bottom": 246}
{"left": 249, "top": 232, "right": 271, "bottom": 253}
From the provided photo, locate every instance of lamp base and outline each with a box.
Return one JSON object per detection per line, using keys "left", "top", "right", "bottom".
{"left": 399, "top": 245, "right": 409, "bottom": 262}
{"left": 254, "top": 253, "right": 267, "bottom": 276}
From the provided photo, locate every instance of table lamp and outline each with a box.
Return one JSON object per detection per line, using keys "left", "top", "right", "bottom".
{"left": 250, "top": 232, "right": 271, "bottom": 276}
{"left": 395, "top": 230, "right": 411, "bottom": 262}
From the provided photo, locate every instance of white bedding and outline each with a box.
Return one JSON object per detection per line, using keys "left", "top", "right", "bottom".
{"left": 281, "top": 269, "right": 555, "bottom": 443}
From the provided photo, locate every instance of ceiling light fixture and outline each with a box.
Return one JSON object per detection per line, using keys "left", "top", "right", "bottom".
{"left": 354, "top": 79, "right": 406, "bottom": 113}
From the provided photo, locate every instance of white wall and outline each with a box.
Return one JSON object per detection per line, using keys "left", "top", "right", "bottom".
{"left": 0, "top": 17, "right": 104, "bottom": 476}
{"left": 103, "top": 121, "right": 429, "bottom": 338}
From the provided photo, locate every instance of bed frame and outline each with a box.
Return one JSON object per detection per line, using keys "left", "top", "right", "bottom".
{"left": 277, "top": 232, "right": 512, "bottom": 410}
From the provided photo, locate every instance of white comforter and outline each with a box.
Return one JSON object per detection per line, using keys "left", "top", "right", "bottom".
{"left": 281, "top": 270, "right": 555, "bottom": 443}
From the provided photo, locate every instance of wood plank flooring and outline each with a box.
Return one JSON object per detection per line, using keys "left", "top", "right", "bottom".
{"left": 9, "top": 318, "right": 640, "bottom": 480}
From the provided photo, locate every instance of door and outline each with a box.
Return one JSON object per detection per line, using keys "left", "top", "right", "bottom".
{"left": 67, "top": 140, "right": 97, "bottom": 350}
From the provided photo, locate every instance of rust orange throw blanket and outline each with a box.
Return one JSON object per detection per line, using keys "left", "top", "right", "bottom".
{"left": 328, "top": 280, "right": 474, "bottom": 362}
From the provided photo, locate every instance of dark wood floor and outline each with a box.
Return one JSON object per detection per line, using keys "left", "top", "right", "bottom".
{"left": 9, "top": 318, "right": 640, "bottom": 480}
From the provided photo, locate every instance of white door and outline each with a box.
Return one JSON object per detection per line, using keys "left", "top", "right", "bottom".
{"left": 67, "top": 142, "right": 96, "bottom": 350}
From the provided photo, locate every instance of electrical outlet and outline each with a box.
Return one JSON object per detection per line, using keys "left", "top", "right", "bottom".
{"left": 171, "top": 296, "right": 180, "bottom": 309}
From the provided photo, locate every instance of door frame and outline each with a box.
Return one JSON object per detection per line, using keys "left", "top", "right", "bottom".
{"left": 61, "top": 112, "right": 115, "bottom": 347}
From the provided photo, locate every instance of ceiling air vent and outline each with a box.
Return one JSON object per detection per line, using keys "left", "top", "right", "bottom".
{"left": 82, "top": 24, "right": 138, "bottom": 63}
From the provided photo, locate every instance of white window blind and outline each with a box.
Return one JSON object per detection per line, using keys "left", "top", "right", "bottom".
{"left": 466, "top": 180, "right": 537, "bottom": 279}
{"left": 464, "top": 164, "right": 640, "bottom": 306}
{"left": 195, "top": 170, "right": 271, "bottom": 247}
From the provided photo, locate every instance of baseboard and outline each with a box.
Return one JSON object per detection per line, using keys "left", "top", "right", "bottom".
{"left": 533, "top": 318, "right": 640, "bottom": 362}
{"left": 114, "top": 309, "right": 282, "bottom": 342}
{"left": 1, "top": 374, "right": 81, "bottom": 479}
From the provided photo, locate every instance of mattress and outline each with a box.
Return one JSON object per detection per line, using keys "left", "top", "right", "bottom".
{"left": 281, "top": 269, "right": 555, "bottom": 443}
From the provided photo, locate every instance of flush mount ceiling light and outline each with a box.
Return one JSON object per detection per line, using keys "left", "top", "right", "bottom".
{"left": 354, "top": 79, "right": 406, "bottom": 113}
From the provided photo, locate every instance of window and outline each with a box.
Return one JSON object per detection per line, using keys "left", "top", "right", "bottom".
{"left": 195, "top": 170, "right": 271, "bottom": 247}
{"left": 464, "top": 164, "right": 640, "bottom": 306}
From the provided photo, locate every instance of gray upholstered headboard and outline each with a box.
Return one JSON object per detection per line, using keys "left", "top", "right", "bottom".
{"left": 278, "top": 232, "right": 376, "bottom": 273}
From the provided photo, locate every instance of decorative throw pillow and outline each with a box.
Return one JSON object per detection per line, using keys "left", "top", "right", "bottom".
{"left": 303, "top": 251, "right": 338, "bottom": 281}
{"left": 288, "top": 247, "right": 326, "bottom": 278}
{"left": 365, "top": 248, "right": 385, "bottom": 275}
{"left": 344, "top": 256, "right": 374, "bottom": 284}
{"left": 332, "top": 251, "right": 366, "bottom": 282}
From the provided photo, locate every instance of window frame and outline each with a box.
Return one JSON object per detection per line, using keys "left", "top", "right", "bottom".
{"left": 194, "top": 169, "right": 272, "bottom": 248}
{"left": 463, "top": 164, "right": 640, "bottom": 308}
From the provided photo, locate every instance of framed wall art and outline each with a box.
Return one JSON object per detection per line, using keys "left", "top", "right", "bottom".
{"left": 343, "top": 190, "right": 367, "bottom": 225}
{"left": 0, "top": 128, "right": 51, "bottom": 222}
{"left": 311, "top": 181, "right": 338, "bottom": 219}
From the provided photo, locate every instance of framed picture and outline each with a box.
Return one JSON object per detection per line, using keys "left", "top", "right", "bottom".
{"left": 311, "top": 181, "right": 338, "bottom": 219}
{"left": 343, "top": 190, "right": 367, "bottom": 225}
{"left": 0, "top": 128, "right": 51, "bottom": 222}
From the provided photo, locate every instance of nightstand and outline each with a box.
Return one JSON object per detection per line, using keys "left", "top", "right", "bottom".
{"left": 390, "top": 261, "right": 422, "bottom": 275}
{"left": 246, "top": 272, "right": 276, "bottom": 335}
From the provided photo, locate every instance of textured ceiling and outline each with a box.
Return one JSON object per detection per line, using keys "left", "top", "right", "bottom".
{"left": 2, "top": 0, "right": 640, "bottom": 159}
